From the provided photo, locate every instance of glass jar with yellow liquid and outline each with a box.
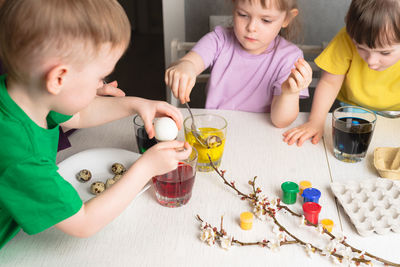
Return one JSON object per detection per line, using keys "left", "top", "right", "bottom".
{"left": 183, "top": 114, "right": 227, "bottom": 172}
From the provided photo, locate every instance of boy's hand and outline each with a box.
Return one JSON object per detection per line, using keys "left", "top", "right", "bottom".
{"left": 282, "top": 120, "right": 324, "bottom": 146}
{"left": 136, "top": 100, "right": 183, "bottom": 139}
{"left": 165, "top": 60, "right": 197, "bottom": 104}
{"left": 138, "top": 141, "right": 192, "bottom": 177}
{"left": 281, "top": 58, "right": 312, "bottom": 95}
{"left": 97, "top": 80, "right": 126, "bottom": 97}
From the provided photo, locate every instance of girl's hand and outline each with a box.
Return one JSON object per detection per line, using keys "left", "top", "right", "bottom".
{"left": 165, "top": 60, "right": 197, "bottom": 104}
{"left": 282, "top": 120, "right": 324, "bottom": 146}
{"left": 136, "top": 99, "right": 183, "bottom": 139}
{"left": 281, "top": 58, "right": 313, "bottom": 95}
{"left": 97, "top": 80, "right": 126, "bottom": 97}
{"left": 138, "top": 141, "right": 192, "bottom": 177}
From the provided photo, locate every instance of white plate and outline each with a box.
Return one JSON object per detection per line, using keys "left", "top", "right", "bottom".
{"left": 58, "top": 148, "right": 150, "bottom": 202}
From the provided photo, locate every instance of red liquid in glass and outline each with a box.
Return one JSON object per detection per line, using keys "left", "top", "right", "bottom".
{"left": 152, "top": 164, "right": 195, "bottom": 206}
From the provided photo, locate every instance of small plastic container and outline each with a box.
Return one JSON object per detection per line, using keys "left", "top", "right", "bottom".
{"left": 321, "top": 219, "right": 334, "bottom": 232}
{"left": 299, "top": 180, "right": 312, "bottom": 195}
{"left": 302, "top": 202, "right": 322, "bottom": 225}
{"left": 240, "top": 212, "right": 254, "bottom": 230}
{"left": 302, "top": 188, "right": 321, "bottom": 203}
{"left": 281, "top": 182, "right": 299, "bottom": 204}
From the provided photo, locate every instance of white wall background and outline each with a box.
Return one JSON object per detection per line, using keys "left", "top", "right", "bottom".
{"left": 183, "top": 0, "right": 351, "bottom": 45}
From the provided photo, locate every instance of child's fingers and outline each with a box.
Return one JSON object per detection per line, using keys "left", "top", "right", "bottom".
{"left": 295, "top": 59, "right": 312, "bottom": 82}
{"left": 178, "top": 76, "right": 189, "bottom": 104}
{"left": 311, "top": 134, "right": 321, "bottom": 144}
{"left": 287, "top": 130, "right": 305, "bottom": 145}
{"left": 164, "top": 71, "right": 170, "bottom": 87}
{"left": 170, "top": 73, "right": 180, "bottom": 99}
{"left": 176, "top": 143, "right": 193, "bottom": 160}
{"left": 156, "top": 103, "right": 183, "bottom": 129}
{"left": 156, "top": 140, "right": 186, "bottom": 150}
{"left": 185, "top": 78, "right": 196, "bottom": 103}
{"left": 296, "top": 132, "right": 314, "bottom": 146}
{"left": 283, "top": 128, "right": 302, "bottom": 143}
{"left": 288, "top": 76, "right": 299, "bottom": 91}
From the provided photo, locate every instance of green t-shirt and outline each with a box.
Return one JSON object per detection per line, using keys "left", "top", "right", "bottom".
{"left": 0, "top": 75, "right": 83, "bottom": 249}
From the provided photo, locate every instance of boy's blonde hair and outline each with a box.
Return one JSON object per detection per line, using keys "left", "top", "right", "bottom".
{"left": 346, "top": 0, "right": 400, "bottom": 48}
{"left": 232, "top": 0, "right": 302, "bottom": 43}
{"left": 0, "top": 0, "right": 131, "bottom": 81}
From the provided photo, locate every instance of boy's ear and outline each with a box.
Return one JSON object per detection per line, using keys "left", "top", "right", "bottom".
{"left": 46, "top": 65, "right": 68, "bottom": 95}
{"left": 282, "top": 8, "right": 298, "bottom": 28}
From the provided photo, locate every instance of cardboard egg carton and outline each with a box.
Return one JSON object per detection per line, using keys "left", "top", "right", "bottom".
{"left": 374, "top": 147, "right": 400, "bottom": 180}
{"left": 331, "top": 178, "right": 400, "bottom": 236}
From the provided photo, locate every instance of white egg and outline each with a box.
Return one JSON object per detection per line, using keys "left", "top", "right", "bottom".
{"left": 154, "top": 117, "right": 178, "bottom": 141}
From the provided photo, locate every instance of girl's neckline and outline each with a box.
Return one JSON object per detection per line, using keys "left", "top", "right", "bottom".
{"left": 235, "top": 35, "right": 280, "bottom": 58}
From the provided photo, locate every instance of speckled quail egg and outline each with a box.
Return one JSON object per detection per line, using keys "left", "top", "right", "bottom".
{"left": 76, "top": 169, "right": 92, "bottom": 183}
{"left": 90, "top": 182, "right": 105, "bottom": 195}
{"left": 105, "top": 178, "right": 116, "bottom": 189}
{"left": 154, "top": 117, "right": 178, "bottom": 141}
{"left": 111, "top": 163, "right": 126, "bottom": 175}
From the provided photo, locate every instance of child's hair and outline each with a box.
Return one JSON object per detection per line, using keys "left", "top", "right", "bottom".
{"left": 345, "top": 0, "right": 400, "bottom": 48}
{"left": 0, "top": 0, "right": 131, "bottom": 82}
{"left": 232, "top": 0, "right": 302, "bottom": 43}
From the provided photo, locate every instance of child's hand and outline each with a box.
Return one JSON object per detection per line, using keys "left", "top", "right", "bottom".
{"left": 282, "top": 120, "right": 324, "bottom": 146}
{"left": 281, "top": 58, "right": 312, "bottom": 95}
{"left": 165, "top": 60, "right": 197, "bottom": 104}
{"left": 138, "top": 141, "right": 192, "bottom": 177}
{"left": 136, "top": 99, "right": 183, "bottom": 139}
{"left": 97, "top": 80, "right": 126, "bottom": 97}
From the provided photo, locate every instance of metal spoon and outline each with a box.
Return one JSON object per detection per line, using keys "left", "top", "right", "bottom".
{"left": 184, "top": 102, "right": 209, "bottom": 148}
{"left": 375, "top": 111, "right": 400, "bottom": 119}
{"left": 184, "top": 103, "right": 222, "bottom": 148}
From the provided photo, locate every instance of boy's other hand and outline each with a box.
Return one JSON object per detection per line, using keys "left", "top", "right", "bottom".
{"left": 281, "top": 58, "right": 312, "bottom": 95}
{"left": 282, "top": 120, "right": 324, "bottom": 146}
{"left": 139, "top": 141, "right": 192, "bottom": 177}
{"left": 137, "top": 100, "right": 183, "bottom": 139}
{"left": 97, "top": 80, "right": 126, "bottom": 97}
{"left": 165, "top": 60, "right": 197, "bottom": 104}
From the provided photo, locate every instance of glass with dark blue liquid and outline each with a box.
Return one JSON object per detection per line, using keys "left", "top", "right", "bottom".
{"left": 332, "top": 106, "right": 376, "bottom": 162}
{"left": 133, "top": 115, "right": 157, "bottom": 154}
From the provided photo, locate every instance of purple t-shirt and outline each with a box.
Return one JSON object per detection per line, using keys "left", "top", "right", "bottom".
{"left": 192, "top": 26, "right": 309, "bottom": 113}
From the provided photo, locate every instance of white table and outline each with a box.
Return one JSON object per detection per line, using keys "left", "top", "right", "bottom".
{"left": 0, "top": 110, "right": 399, "bottom": 267}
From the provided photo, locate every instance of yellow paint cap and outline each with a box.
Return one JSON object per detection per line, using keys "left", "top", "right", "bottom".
{"left": 240, "top": 212, "right": 254, "bottom": 230}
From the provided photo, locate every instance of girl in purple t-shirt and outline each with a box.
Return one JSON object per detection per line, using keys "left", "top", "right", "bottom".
{"left": 165, "top": 0, "right": 312, "bottom": 128}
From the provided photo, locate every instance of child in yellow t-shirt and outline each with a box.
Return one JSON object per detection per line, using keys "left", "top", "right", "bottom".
{"left": 283, "top": 0, "right": 400, "bottom": 146}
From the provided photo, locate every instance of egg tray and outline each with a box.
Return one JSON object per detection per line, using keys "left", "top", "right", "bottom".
{"left": 330, "top": 178, "right": 400, "bottom": 236}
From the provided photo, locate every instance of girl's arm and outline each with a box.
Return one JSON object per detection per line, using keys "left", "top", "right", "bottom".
{"left": 271, "top": 58, "right": 312, "bottom": 128}
{"left": 165, "top": 51, "right": 205, "bottom": 104}
{"left": 62, "top": 97, "right": 183, "bottom": 139}
{"left": 55, "top": 141, "right": 192, "bottom": 238}
{"left": 282, "top": 71, "right": 345, "bottom": 146}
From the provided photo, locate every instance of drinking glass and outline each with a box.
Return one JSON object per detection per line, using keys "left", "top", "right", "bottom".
{"left": 152, "top": 147, "right": 198, "bottom": 207}
{"left": 184, "top": 114, "right": 227, "bottom": 172}
{"left": 133, "top": 115, "right": 157, "bottom": 154}
{"left": 332, "top": 106, "right": 376, "bottom": 163}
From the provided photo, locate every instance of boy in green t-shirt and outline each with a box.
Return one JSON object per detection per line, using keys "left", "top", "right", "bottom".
{"left": 0, "top": 0, "right": 192, "bottom": 249}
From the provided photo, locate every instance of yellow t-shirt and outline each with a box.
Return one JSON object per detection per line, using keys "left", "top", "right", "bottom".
{"left": 315, "top": 27, "right": 400, "bottom": 111}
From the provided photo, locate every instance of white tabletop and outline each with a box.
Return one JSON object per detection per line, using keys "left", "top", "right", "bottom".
{"left": 0, "top": 110, "right": 399, "bottom": 267}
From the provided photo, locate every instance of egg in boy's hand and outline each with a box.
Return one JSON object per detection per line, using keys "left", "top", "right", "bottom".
{"left": 154, "top": 117, "right": 178, "bottom": 141}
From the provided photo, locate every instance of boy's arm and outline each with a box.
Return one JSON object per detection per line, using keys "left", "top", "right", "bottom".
{"left": 282, "top": 71, "right": 345, "bottom": 146}
{"left": 165, "top": 51, "right": 205, "bottom": 104}
{"left": 271, "top": 58, "right": 312, "bottom": 128}
{"left": 62, "top": 97, "right": 182, "bottom": 138}
{"left": 55, "top": 141, "right": 192, "bottom": 238}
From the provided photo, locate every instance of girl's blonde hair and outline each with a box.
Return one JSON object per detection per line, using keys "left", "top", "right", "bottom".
{"left": 346, "top": 0, "right": 400, "bottom": 48}
{"left": 232, "top": 0, "right": 302, "bottom": 43}
{"left": 0, "top": 0, "right": 131, "bottom": 81}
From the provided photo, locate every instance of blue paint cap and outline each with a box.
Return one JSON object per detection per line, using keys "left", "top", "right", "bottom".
{"left": 301, "top": 188, "right": 321, "bottom": 203}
